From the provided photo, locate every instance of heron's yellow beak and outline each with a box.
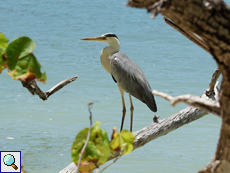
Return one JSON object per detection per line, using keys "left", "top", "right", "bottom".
{"left": 81, "top": 36, "right": 104, "bottom": 41}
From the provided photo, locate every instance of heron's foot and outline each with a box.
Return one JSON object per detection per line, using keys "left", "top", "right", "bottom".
{"left": 153, "top": 115, "right": 160, "bottom": 123}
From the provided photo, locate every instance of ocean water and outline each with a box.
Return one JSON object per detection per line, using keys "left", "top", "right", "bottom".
{"left": 0, "top": 0, "right": 227, "bottom": 172}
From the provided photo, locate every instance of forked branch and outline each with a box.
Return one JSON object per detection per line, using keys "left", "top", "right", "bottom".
{"left": 21, "top": 75, "right": 78, "bottom": 101}
{"left": 152, "top": 90, "right": 220, "bottom": 116}
{"left": 152, "top": 68, "right": 221, "bottom": 117}
{"left": 76, "top": 102, "right": 94, "bottom": 173}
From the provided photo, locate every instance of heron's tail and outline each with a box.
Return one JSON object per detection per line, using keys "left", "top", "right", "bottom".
{"left": 145, "top": 91, "right": 157, "bottom": 112}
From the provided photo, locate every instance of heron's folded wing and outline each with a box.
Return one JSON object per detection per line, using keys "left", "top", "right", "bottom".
{"left": 110, "top": 52, "right": 157, "bottom": 112}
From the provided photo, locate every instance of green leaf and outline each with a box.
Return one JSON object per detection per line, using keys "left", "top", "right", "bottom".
{"left": 120, "top": 130, "right": 135, "bottom": 155}
{"left": 102, "top": 130, "right": 110, "bottom": 147}
{"left": 120, "top": 129, "right": 135, "bottom": 143}
{"left": 90, "top": 121, "right": 102, "bottom": 141}
{"left": 0, "top": 33, "right": 9, "bottom": 50}
{"left": 72, "top": 122, "right": 111, "bottom": 172}
{"left": 0, "top": 33, "right": 9, "bottom": 73}
{"left": 74, "top": 128, "right": 90, "bottom": 143}
{"left": 76, "top": 140, "right": 99, "bottom": 173}
{"left": 95, "top": 133, "right": 110, "bottom": 166}
{"left": 8, "top": 53, "right": 46, "bottom": 83}
{"left": 110, "top": 128, "right": 121, "bottom": 153}
{"left": 5, "top": 37, "right": 35, "bottom": 70}
{"left": 110, "top": 128, "right": 135, "bottom": 155}
{"left": 72, "top": 128, "right": 89, "bottom": 162}
{"left": 82, "top": 141, "right": 101, "bottom": 161}
{"left": 4, "top": 36, "right": 46, "bottom": 83}
{"left": 0, "top": 54, "right": 7, "bottom": 73}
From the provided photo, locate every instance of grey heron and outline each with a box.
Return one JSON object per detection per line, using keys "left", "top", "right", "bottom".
{"left": 81, "top": 33, "right": 157, "bottom": 132}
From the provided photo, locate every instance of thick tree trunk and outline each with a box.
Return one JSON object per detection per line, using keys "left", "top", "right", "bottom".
{"left": 127, "top": 0, "right": 230, "bottom": 172}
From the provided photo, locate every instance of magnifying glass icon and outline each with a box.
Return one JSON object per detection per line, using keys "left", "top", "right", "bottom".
{"left": 3, "top": 154, "right": 18, "bottom": 170}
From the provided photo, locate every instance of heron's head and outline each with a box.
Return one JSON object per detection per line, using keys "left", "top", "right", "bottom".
{"left": 81, "top": 33, "right": 120, "bottom": 48}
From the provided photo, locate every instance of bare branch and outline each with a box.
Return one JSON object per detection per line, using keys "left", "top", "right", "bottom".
{"left": 152, "top": 90, "right": 221, "bottom": 116}
{"left": 152, "top": 68, "right": 221, "bottom": 116}
{"left": 59, "top": 106, "right": 212, "bottom": 172}
{"left": 99, "top": 150, "right": 123, "bottom": 173}
{"left": 76, "top": 102, "right": 94, "bottom": 173}
{"left": 45, "top": 75, "right": 79, "bottom": 98}
{"left": 21, "top": 75, "right": 78, "bottom": 101}
{"left": 21, "top": 80, "right": 47, "bottom": 100}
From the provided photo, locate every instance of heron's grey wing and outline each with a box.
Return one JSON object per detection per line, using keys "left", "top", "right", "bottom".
{"left": 110, "top": 52, "right": 157, "bottom": 112}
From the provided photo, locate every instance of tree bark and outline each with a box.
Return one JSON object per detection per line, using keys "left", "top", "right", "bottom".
{"left": 127, "top": 0, "right": 230, "bottom": 172}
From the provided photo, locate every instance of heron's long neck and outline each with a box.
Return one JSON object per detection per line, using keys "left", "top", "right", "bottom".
{"left": 100, "top": 42, "right": 120, "bottom": 74}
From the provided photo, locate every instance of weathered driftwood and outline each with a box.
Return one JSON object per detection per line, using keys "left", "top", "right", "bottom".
{"left": 60, "top": 109, "right": 210, "bottom": 173}
{"left": 59, "top": 68, "right": 220, "bottom": 173}
{"left": 152, "top": 79, "right": 221, "bottom": 116}
{"left": 21, "top": 75, "right": 78, "bottom": 100}
{"left": 127, "top": 0, "right": 230, "bottom": 172}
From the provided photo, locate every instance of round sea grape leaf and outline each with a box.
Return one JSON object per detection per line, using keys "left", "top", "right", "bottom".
{"left": 81, "top": 141, "right": 101, "bottom": 161}
{"left": 72, "top": 123, "right": 113, "bottom": 172}
{"left": 5, "top": 36, "right": 36, "bottom": 70}
{"left": 92, "top": 123, "right": 110, "bottom": 166}
{"left": 77, "top": 141, "right": 101, "bottom": 172}
{"left": 72, "top": 138, "right": 101, "bottom": 172}
{"left": 90, "top": 121, "right": 102, "bottom": 141}
{"left": 8, "top": 53, "right": 46, "bottom": 83}
{"left": 4, "top": 36, "right": 46, "bottom": 83}
{"left": 95, "top": 138, "right": 110, "bottom": 166}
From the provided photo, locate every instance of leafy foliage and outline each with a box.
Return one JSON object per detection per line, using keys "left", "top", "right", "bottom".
{"left": 0, "top": 33, "right": 9, "bottom": 73}
{"left": 72, "top": 122, "right": 135, "bottom": 173}
{"left": 72, "top": 121, "right": 111, "bottom": 173}
{"left": 110, "top": 128, "right": 135, "bottom": 155}
{"left": 0, "top": 33, "right": 46, "bottom": 83}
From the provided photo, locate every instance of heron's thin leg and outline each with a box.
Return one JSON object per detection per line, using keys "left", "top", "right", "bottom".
{"left": 120, "top": 95, "right": 126, "bottom": 132}
{"left": 118, "top": 85, "right": 126, "bottom": 132}
{"left": 129, "top": 94, "right": 134, "bottom": 132}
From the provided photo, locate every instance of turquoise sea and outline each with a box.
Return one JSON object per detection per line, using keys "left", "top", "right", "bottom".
{"left": 1, "top": 1, "right": 227, "bottom": 172}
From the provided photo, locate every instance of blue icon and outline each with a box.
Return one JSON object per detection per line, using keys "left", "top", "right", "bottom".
{"left": 3, "top": 154, "right": 18, "bottom": 170}
{"left": 1, "top": 151, "right": 21, "bottom": 173}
